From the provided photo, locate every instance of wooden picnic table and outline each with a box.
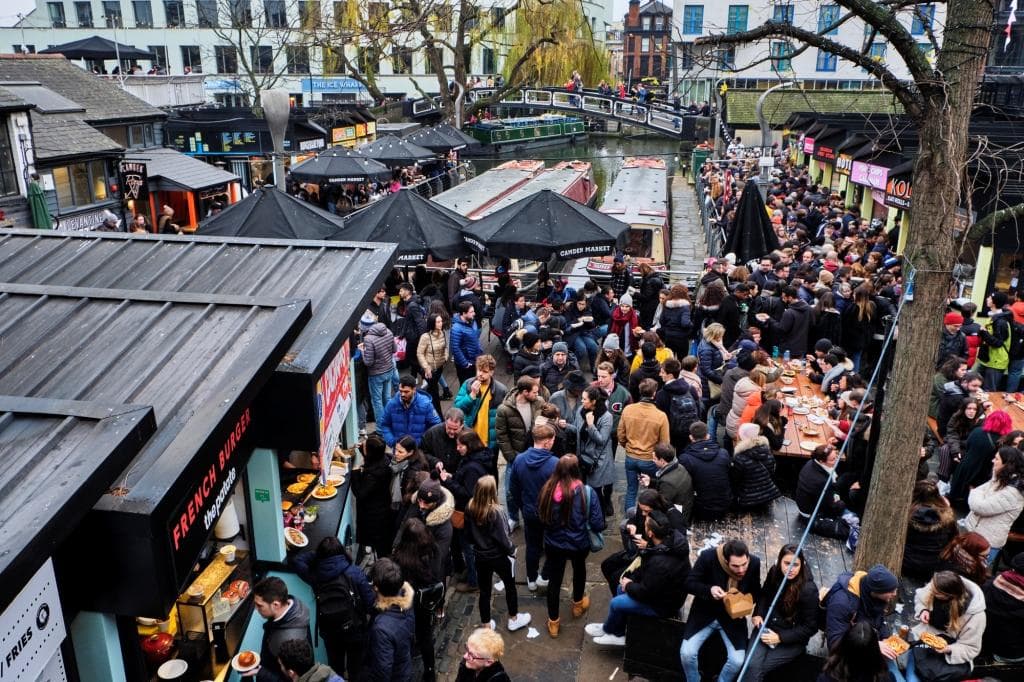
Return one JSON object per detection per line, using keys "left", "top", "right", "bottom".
{"left": 986, "top": 391, "right": 1024, "bottom": 430}
{"left": 770, "top": 361, "right": 835, "bottom": 459}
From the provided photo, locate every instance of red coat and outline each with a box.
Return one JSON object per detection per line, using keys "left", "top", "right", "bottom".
{"left": 610, "top": 306, "right": 641, "bottom": 354}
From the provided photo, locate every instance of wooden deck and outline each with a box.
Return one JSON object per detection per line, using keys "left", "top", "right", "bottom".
{"left": 687, "top": 496, "right": 852, "bottom": 586}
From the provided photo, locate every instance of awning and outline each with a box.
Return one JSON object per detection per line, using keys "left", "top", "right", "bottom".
{"left": 124, "top": 147, "right": 239, "bottom": 192}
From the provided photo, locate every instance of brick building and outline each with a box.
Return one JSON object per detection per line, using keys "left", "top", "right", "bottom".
{"left": 622, "top": 0, "right": 671, "bottom": 82}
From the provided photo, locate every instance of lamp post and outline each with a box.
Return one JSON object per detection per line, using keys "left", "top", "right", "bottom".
{"left": 754, "top": 81, "right": 797, "bottom": 198}
{"left": 262, "top": 90, "right": 291, "bottom": 191}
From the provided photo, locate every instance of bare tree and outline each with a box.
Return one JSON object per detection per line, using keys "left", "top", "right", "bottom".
{"left": 698, "top": 0, "right": 996, "bottom": 573}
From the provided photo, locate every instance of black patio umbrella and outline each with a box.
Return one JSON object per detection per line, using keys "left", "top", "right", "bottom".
{"left": 40, "top": 36, "right": 156, "bottom": 60}
{"left": 198, "top": 187, "right": 345, "bottom": 239}
{"left": 462, "top": 189, "right": 628, "bottom": 260}
{"left": 357, "top": 135, "right": 436, "bottom": 167}
{"left": 337, "top": 188, "right": 468, "bottom": 263}
{"left": 723, "top": 179, "right": 781, "bottom": 263}
{"left": 404, "top": 125, "right": 472, "bottom": 153}
{"left": 290, "top": 147, "right": 391, "bottom": 185}
{"left": 433, "top": 123, "right": 481, "bottom": 149}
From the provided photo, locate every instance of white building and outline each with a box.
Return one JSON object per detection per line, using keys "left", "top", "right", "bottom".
{"left": 671, "top": 1, "right": 946, "bottom": 103}
{"left": 4, "top": 0, "right": 612, "bottom": 106}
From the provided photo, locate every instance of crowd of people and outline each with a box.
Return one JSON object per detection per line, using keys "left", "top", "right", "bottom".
{"left": 240, "top": 146, "right": 1024, "bottom": 681}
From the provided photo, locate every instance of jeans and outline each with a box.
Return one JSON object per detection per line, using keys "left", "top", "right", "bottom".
{"left": 1007, "top": 357, "right": 1024, "bottom": 392}
{"left": 569, "top": 333, "right": 599, "bottom": 372}
{"left": 603, "top": 587, "right": 659, "bottom": 636}
{"left": 680, "top": 621, "right": 745, "bottom": 682}
{"left": 851, "top": 349, "right": 863, "bottom": 373}
{"left": 890, "top": 657, "right": 908, "bottom": 682}
{"left": 989, "top": 545, "right": 1002, "bottom": 567}
{"left": 524, "top": 516, "right": 546, "bottom": 582}
{"left": 544, "top": 544, "right": 588, "bottom": 620}
{"left": 624, "top": 456, "right": 659, "bottom": 512}
{"left": 707, "top": 404, "right": 720, "bottom": 444}
{"left": 504, "top": 464, "right": 521, "bottom": 524}
{"left": 368, "top": 371, "right": 394, "bottom": 425}
{"left": 741, "top": 640, "right": 806, "bottom": 682}
{"left": 460, "top": 529, "right": 478, "bottom": 587}
{"left": 477, "top": 554, "right": 517, "bottom": 624}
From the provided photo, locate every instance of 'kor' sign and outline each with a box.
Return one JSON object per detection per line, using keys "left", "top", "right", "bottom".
{"left": 884, "top": 177, "right": 912, "bottom": 210}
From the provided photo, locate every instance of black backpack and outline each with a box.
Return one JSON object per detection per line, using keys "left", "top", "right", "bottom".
{"left": 1010, "top": 320, "right": 1024, "bottom": 360}
{"left": 669, "top": 389, "right": 700, "bottom": 439}
{"left": 315, "top": 570, "right": 366, "bottom": 639}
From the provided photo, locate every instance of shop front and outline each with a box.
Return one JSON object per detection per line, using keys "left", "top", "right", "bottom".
{"left": 850, "top": 157, "right": 892, "bottom": 222}
{"left": 0, "top": 231, "right": 397, "bottom": 681}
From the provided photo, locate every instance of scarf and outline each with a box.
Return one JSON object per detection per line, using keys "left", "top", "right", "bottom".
{"left": 389, "top": 458, "right": 410, "bottom": 510}
{"left": 995, "top": 570, "right": 1024, "bottom": 599}
{"left": 473, "top": 382, "right": 492, "bottom": 445}
{"left": 716, "top": 544, "right": 745, "bottom": 591}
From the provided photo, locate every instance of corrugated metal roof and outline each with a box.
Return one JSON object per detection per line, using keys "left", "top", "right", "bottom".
{"left": 0, "top": 395, "right": 155, "bottom": 605}
{"left": 124, "top": 147, "right": 239, "bottom": 191}
{"left": 0, "top": 282, "right": 311, "bottom": 511}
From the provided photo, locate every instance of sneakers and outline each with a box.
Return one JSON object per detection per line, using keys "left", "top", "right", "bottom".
{"left": 508, "top": 518, "right": 519, "bottom": 534}
{"left": 593, "top": 633, "right": 627, "bottom": 647}
{"left": 528, "top": 579, "right": 538, "bottom": 592}
{"left": 571, "top": 595, "right": 590, "bottom": 618}
{"left": 846, "top": 524, "right": 861, "bottom": 553}
{"left": 585, "top": 623, "right": 606, "bottom": 637}
{"left": 547, "top": 617, "right": 560, "bottom": 638}
{"left": 456, "top": 582, "right": 479, "bottom": 593}
{"left": 441, "top": 387, "right": 454, "bottom": 401}
{"left": 507, "top": 612, "right": 532, "bottom": 632}
{"left": 493, "top": 579, "right": 505, "bottom": 593}
{"left": 535, "top": 576, "right": 549, "bottom": 588}
{"left": 481, "top": 620, "right": 496, "bottom": 630}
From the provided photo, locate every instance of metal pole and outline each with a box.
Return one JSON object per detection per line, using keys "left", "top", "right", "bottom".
{"left": 755, "top": 81, "right": 796, "bottom": 151}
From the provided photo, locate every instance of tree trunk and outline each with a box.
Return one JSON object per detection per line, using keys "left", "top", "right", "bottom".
{"left": 854, "top": 0, "right": 994, "bottom": 573}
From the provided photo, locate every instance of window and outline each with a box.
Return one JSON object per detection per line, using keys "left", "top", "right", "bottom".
{"left": 103, "top": 1, "right": 123, "bottom": 27}
{"left": 481, "top": 46, "right": 495, "bottom": 73}
{"left": 392, "top": 47, "right": 413, "bottom": 74}
{"left": 127, "top": 123, "right": 154, "bottom": 147}
{"left": 682, "top": 5, "right": 703, "bottom": 34}
{"left": 432, "top": 5, "right": 452, "bottom": 31}
{"left": 148, "top": 45, "right": 167, "bottom": 69}
{"left": 197, "top": 0, "right": 218, "bottom": 26}
{"left": 322, "top": 47, "right": 342, "bottom": 74}
{"left": 163, "top": 0, "right": 183, "bottom": 26}
{"left": 48, "top": 2, "right": 67, "bottom": 28}
{"left": 642, "top": 17, "right": 651, "bottom": 31}
{"left": 772, "top": 3, "right": 793, "bottom": 24}
{"left": 229, "top": 0, "right": 252, "bottom": 27}
{"left": 918, "top": 41, "right": 934, "bottom": 55}
{"left": 12, "top": 44, "right": 36, "bottom": 54}
{"left": 770, "top": 41, "right": 792, "bottom": 70}
{"left": 264, "top": 0, "right": 287, "bottom": 28}
{"left": 52, "top": 160, "right": 111, "bottom": 209}
{"left": 490, "top": 7, "right": 505, "bottom": 28}
{"left": 368, "top": 3, "right": 388, "bottom": 30}
{"left": 719, "top": 46, "right": 736, "bottom": 69}
{"left": 214, "top": 93, "right": 249, "bottom": 107}
{"left": 654, "top": 16, "right": 664, "bottom": 31}
{"left": 299, "top": 1, "right": 320, "bottom": 29}
{"left": 75, "top": 1, "right": 93, "bottom": 26}
{"left": 333, "top": 1, "right": 356, "bottom": 30}
{"left": 818, "top": 4, "right": 840, "bottom": 35}
{"left": 816, "top": 48, "right": 837, "bottom": 71}
{"left": 181, "top": 45, "right": 202, "bottom": 73}
{"left": 641, "top": 37, "right": 651, "bottom": 52}
{"left": 133, "top": 1, "right": 153, "bottom": 26}
{"left": 679, "top": 42, "right": 694, "bottom": 69}
{"left": 358, "top": 46, "right": 379, "bottom": 74}
{"left": 215, "top": 45, "right": 238, "bottom": 73}
{"left": 0, "top": 119, "right": 18, "bottom": 196}
{"left": 911, "top": 4, "right": 935, "bottom": 35}
{"left": 869, "top": 42, "right": 887, "bottom": 60}
{"left": 250, "top": 45, "right": 273, "bottom": 73}
{"left": 727, "top": 6, "right": 748, "bottom": 34}
{"left": 286, "top": 46, "right": 309, "bottom": 73}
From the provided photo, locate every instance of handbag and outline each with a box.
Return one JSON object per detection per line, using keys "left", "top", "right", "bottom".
{"left": 910, "top": 640, "right": 970, "bottom": 682}
{"left": 451, "top": 509, "right": 465, "bottom": 529}
{"left": 394, "top": 337, "right": 407, "bottom": 362}
{"left": 723, "top": 589, "right": 755, "bottom": 619}
{"left": 708, "top": 381, "right": 722, "bottom": 401}
{"left": 582, "top": 485, "right": 604, "bottom": 552}
{"left": 417, "top": 582, "right": 446, "bottom": 612}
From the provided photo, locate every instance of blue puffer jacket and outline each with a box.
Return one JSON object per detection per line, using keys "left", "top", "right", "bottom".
{"left": 376, "top": 389, "right": 441, "bottom": 447}
{"left": 509, "top": 446, "right": 557, "bottom": 521}
{"left": 696, "top": 339, "right": 725, "bottom": 399}
{"left": 543, "top": 482, "right": 606, "bottom": 551}
{"left": 362, "top": 583, "right": 416, "bottom": 682}
{"left": 290, "top": 552, "right": 376, "bottom": 623}
{"left": 450, "top": 316, "right": 483, "bottom": 370}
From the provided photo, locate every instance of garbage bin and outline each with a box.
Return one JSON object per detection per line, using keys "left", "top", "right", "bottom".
{"left": 691, "top": 148, "right": 711, "bottom": 180}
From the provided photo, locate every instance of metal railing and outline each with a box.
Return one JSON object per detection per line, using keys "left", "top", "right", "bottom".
{"left": 338, "top": 162, "right": 474, "bottom": 219}
{"left": 694, "top": 170, "right": 726, "bottom": 258}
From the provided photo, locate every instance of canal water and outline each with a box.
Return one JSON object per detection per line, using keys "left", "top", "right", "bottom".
{"left": 467, "top": 134, "right": 682, "bottom": 207}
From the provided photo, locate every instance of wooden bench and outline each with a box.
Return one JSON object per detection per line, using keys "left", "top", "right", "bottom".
{"left": 972, "top": 655, "right": 1024, "bottom": 680}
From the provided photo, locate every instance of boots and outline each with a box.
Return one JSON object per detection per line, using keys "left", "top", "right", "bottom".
{"left": 572, "top": 595, "right": 590, "bottom": 618}
{"left": 547, "top": 617, "right": 560, "bottom": 638}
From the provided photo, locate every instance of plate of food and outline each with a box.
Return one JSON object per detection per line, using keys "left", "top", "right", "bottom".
{"left": 792, "top": 406, "right": 811, "bottom": 415}
{"left": 785, "top": 397, "right": 799, "bottom": 407}
{"left": 303, "top": 506, "right": 318, "bottom": 523}
{"left": 920, "top": 632, "right": 947, "bottom": 650}
{"left": 780, "top": 376, "right": 795, "bottom": 385}
{"left": 232, "top": 650, "right": 261, "bottom": 673}
{"left": 312, "top": 484, "right": 337, "bottom": 500}
{"left": 807, "top": 414, "right": 826, "bottom": 425}
{"left": 284, "top": 527, "right": 308, "bottom": 548}
{"left": 286, "top": 482, "right": 307, "bottom": 494}
{"left": 327, "top": 474, "right": 345, "bottom": 486}
{"left": 281, "top": 500, "right": 293, "bottom": 512}
{"left": 296, "top": 473, "right": 316, "bottom": 484}
{"left": 799, "top": 441, "right": 820, "bottom": 451}
{"left": 782, "top": 370, "right": 797, "bottom": 378}
{"left": 800, "top": 425, "right": 820, "bottom": 436}
{"left": 780, "top": 386, "right": 798, "bottom": 394}
{"left": 882, "top": 635, "right": 910, "bottom": 656}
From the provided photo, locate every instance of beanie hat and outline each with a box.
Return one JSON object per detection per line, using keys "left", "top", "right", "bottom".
{"left": 463, "top": 276, "right": 477, "bottom": 290}
{"left": 521, "top": 331, "right": 540, "bottom": 349}
{"left": 552, "top": 341, "right": 569, "bottom": 355}
{"left": 360, "top": 310, "right": 378, "bottom": 327}
{"left": 613, "top": 254, "right": 624, "bottom": 264}
{"left": 418, "top": 476, "right": 443, "bottom": 505}
{"left": 564, "top": 370, "right": 588, "bottom": 391}
{"left": 943, "top": 312, "right": 964, "bottom": 326}
{"left": 619, "top": 293, "right": 633, "bottom": 307}
{"left": 603, "top": 333, "right": 620, "bottom": 351}
{"left": 992, "top": 291, "right": 1009, "bottom": 308}
{"left": 814, "top": 338, "right": 833, "bottom": 354}
{"left": 863, "top": 565, "right": 899, "bottom": 594}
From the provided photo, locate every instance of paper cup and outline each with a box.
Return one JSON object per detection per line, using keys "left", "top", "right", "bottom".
{"left": 220, "top": 544, "right": 237, "bottom": 563}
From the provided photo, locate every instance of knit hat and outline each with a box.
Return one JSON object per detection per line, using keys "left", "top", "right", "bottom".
{"left": 462, "top": 276, "right": 477, "bottom": 290}
{"left": 418, "top": 476, "right": 443, "bottom": 505}
{"left": 613, "top": 254, "right": 624, "bottom": 264}
{"left": 603, "top": 333, "right": 620, "bottom": 351}
{"left": 563, "top": 370, "right": 588, "bottom": 391}
{"left": 943, "top": 311, "right": 964, "bottom": 325}
{"left": 521, "top": 331, "right": 540, "bottom": 349}
{"left": 814, "top": 339, "right": 834, "bottom": 353}
{"left": 552, "top": 341, "right": 569, "bottom": 355}
{"left": 360, "top": 310, "right": 378, "bottom": 327}
{"left": 863, "top": 565, "right": 899, "bottom": 594}
{"left": 619, "top": 293, "right": 633, "bottom": 307}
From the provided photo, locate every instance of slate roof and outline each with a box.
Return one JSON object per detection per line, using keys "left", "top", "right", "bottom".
{"left": 0, "top": 85, "right": 32, "bottom": 112}
{"left": 639, "top": 1, "right": 672, "bottom": 15}
{"left": 124, "top": 146, "right": 239, "bottom": 191}
{"left": 0, "top": 54, "right": 164, "bottom": 124}
{"left": 726, "top": 89, "right": 903, "bottom": 127}
{"left": 30, "top": 116, "right": 123, "bottom": 161}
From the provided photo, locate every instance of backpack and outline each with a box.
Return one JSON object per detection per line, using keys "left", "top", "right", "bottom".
{"left": 1010, "top": 320, "right": 1024, "bottom": 360}
{"left": 668, "top": 389, "right": 700, "bottom": 439}
{"left": 315, "top": 570, "right": 366, "bottom": 639}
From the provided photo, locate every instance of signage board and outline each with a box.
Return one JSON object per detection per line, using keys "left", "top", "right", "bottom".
{"left": 119, "top": 160, "right": 148, "bottom": 202}
{"left": 331, "top": 127, "right": 356, "bottom": 144}
{"left": 802, "top": 137, "right": 815, "bottom": 154}
{"left": 167, "top": 407, "right": 252, "bottom": 584}
{"left": 813, "top": 145, "right": 836, "bottom": 162}
{"left": 303, "top": 78, "right": 366, "bottom": 93}
{"left": 316, "top": 341, "right": 352, "bottom": 479}
{"left": 884, "top": 177, "right": 912, "bottom": 210}
{"left": 299, "top": 137, "right": 325, "bottom": 152}
{"left": 0, "top": 559, "right": 66, "bottom": 682}
{"left": 851, "top": 161, "right": 889, "bottom": 190}
{"left": 57, "top": 208, "right": 111, "bottom": 232}
{"left": 835, "top": 154, "right": 853, "bottom": 175}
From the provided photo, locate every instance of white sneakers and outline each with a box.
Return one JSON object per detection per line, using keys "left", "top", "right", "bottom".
{"left": 508, "top": 518, "right": 519, "bottom": 534}
{"left": 527, "top": 575, "right": 549, "bottom": 592}
{"left": 494, "top": 579, "right": 505, "bottom": 593}
{"left": 593, "top": 633, "right": 626, "bottom": 646}
{"left": 507, "top": 612, "right": 532, "bottom": 632}
{"left": 535, "top": 576, "right": 549, "bottom": 587}
{"left": 585, "top": 623, "right": 606, "bottom": 637}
